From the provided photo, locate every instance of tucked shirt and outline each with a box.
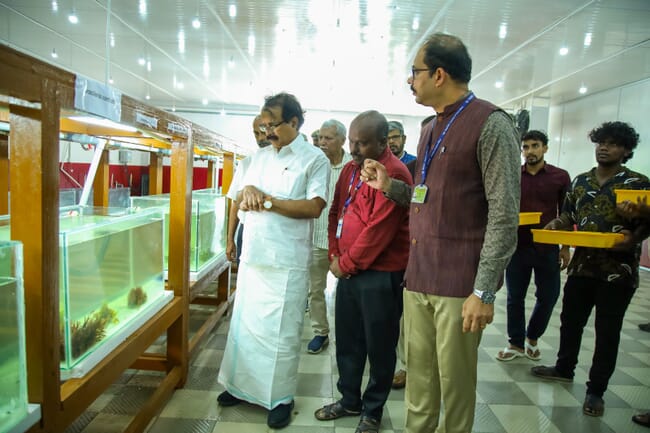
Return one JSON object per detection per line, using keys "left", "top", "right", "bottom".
{"left": 558, "top": 167, "right": 650, "bottom": 288}
{"left": 328, "top": 146, "right": 412, "bottom": 275}
{"left": 518, "top": 163, "right": 571, "bottom": 249}
{"left": 239, "top": 134, "right": 330, "bottom": 270}
{"left": 313, "top": 151, "right": 353, "bottom": 249}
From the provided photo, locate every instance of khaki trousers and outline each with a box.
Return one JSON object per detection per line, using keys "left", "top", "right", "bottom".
{"left": 397, "top": 316, "right": 406, "bottom": 370}
{"left": 404, "top": 290, "right": 482, "bottom": 433}
{"left": 308, "top": 247, "right": 330, "bottom": 336}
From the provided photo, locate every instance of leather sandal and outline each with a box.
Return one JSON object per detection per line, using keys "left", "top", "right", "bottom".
{"left": 583, "top": 394, "right": 605, "bottom": 417}
{"left": 314, "top": 401, "right": 361, "bottom": 421}
{"left": 355, "top": 415, "right": 380, "bottom": 433}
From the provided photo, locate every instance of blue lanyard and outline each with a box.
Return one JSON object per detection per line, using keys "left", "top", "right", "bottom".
{"left": 420, "top": 92, "right": 475, "bottom": 183}
{"left": 341, "top": 168, "right": 363, "bottom": 216}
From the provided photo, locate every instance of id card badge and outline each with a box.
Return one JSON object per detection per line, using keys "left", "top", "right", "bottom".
{"left": 335, "top": 217, "right": 344, "bottom": 239}
{"left": 411, "top": 184, "right": 428, "bottom": 204}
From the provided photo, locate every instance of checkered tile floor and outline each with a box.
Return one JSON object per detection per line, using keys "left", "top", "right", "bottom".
{"left": 66, "top": 269, "right": 650, "bottom": 433}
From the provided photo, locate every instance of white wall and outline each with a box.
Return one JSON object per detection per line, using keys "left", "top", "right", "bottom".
{"left": 548, "top": 78, "right": 650, "bottom": 179}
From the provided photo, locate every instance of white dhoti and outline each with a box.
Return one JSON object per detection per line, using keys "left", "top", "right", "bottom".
{"left": 218, "top": 262, "right": 308, "bottom": 409}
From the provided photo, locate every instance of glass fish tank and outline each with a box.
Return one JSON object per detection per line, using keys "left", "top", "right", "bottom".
{"left": 0, "top": 241, "right": 30, "bottom": 433}
{"left": 0, "top": 208, "right": 168, "bottom": 378}
{"left": 130, "top": 191, "right": 227, "bottom": 275}
{"left": 59, "top": 189, "right": 78, "bottom": 207}
{"left": 59, "top": 187, "right": 131, "bottom": 208}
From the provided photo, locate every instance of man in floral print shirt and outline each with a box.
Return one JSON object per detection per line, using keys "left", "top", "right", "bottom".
{"left": 531, "top": 121, "right": 650, "bottom": 419}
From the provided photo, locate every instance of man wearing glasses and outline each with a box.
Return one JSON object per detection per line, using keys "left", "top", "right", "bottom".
{"left": 361, "top": 33, "right": 520, "bottom": 433}
{"left": 217, "top": 92, "right": 330, "bottom": 429}
{"left": 387, "top": 121, "right": 416, "bottom": 165}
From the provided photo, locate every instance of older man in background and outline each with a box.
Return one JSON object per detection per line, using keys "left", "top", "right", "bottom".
{"left": 307, "top": 119, "right": 352, "bottom": 354}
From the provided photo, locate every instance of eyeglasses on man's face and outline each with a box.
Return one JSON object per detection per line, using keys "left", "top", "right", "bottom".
{"left": 411, "top": 66, "right": 433, "bottom": 80}
{"left": 258, "top": 120, "right": 288, "bottom": 133}
{"left": 387, "top": 134, "right": 403, "bottom": 142}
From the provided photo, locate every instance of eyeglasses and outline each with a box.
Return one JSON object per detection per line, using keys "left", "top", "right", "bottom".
{"left": 387, "top": 134, "right": 403, "bottom": 141}
{"left": 258, "top": 120, "right": 288, "bottom": 133}
{"left": 411, "top": 66, "right": 433, "bottom": 80}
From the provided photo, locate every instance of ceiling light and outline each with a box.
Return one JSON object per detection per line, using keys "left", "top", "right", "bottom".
{"left": 176, "top": 81, "right": 184, "bottom": 90}
{"left": 192, "top": 17, "right": 201, "bottom": 29}
{"left": 499, "top": 24, "right": 507, "bottom": 40}
{"left": 495, "top": 80, "right": 503, "bottom": 89}
{"left": 229, "top": 5, "right": 237, "bottom": 18}
{"left": 412, "top": 17, "right": 419, "bottom": 31}
{"left": 220, "top": 108, "right": 226, "bottom": 116}
{"left": 203, "top": 56, "right": 210, "bottom": 78}
{"left": 146, "top": 60, "right": 152, "bottom": 72}
{"left": 68, "top": 13, "right": 78, "bottom": 24}
{"left": 579, "top": 85, "right": 587, "bottom": 94}
{"left": 139, "top": 0, "right": 147, "bottom": 16}
{"left": 108, "top": 77, "right": 114, "bottom": 84}
{"left": 584, "top": 32, "right": 592, "bottom": 47}
{"left": 51, "top": 1, "right": 58, "bottom": 12}
{"left": 138, "top": 56, "right": 146, "bottom": 66}
{"left": 202, "top": 98, "right": 208, "bottom": 105}
{"left": 145, "top": 94, "right": 151, "bottom": 100}
{"left": 247, "top": 34, "right": 255, "bottom": 56}
{"left": 559, "top": 46, "right": 569, "bottom": 56}
{"left": 171, "top": 104, "right": 176, "bottom": 112}
{"left": 178, "top": 29, "right": 185, "bottom": 53}
{"left": 110, "top": 32, "right": 115, "bottom": 47}
{"left": 69, "top": 116, "right": 138, "bottom": 132}
{"left": 51, "top": 48, "right": 58, "bottom": 59}
{"left": 228, "top": 56, "right": 235, "bottom": 69}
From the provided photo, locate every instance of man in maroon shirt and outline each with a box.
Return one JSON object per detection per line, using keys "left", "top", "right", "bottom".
{"left": 496, "top": 130, "right": 571, "bottom": 362}
{"left": 314, "top": 110, "right": 412, "bottom": 433}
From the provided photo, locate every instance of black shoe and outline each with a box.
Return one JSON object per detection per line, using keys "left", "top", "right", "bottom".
{"left": 267, "top": 400, "right": 294, "bottom": 429}
{"left": 530, "top": 365, "right": 573, "bottom": 383}
{"left": 217, "top": 390, "right": 242, "bottom": 407}
{"left": 583, "top": 393, "right": 605, "bottom": 417}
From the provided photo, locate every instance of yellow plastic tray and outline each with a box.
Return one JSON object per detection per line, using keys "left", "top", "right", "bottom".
{"left": 519, "top": 212, "right": 542, "bottom": 226}
{"left": 531, "top": 229, "right": 624, "bottom": 248}
{"left": 614, "top": 189, "right": 649, "bottom": 204}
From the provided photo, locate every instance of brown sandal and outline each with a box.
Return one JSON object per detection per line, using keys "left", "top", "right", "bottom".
{"left": 582, "top": 394, "right": 605, "bottom": 417}
{"left": 355, "top": 416, "right": 380, "bottom": 433}
{"left": 314, "top": 401, "right": 360, "bottom": 421}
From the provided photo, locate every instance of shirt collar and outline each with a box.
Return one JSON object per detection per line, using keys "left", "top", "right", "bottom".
{"left": 439, "top": 91, "right": 473, "bottom": 119}
{"left": 521, "top": 162, "right": 548, "bottom": 174}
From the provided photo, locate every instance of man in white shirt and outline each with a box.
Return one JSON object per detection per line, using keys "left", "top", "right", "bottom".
{"left": 217, "top": 93, "right": 330, "bottom": 429}
{"left": 307, "top": 119, "right": 352, "bottom": 354}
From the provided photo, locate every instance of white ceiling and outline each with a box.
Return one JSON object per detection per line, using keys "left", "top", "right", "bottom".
{"left": 1, "top": 0, "right": 649, "bottom": 118}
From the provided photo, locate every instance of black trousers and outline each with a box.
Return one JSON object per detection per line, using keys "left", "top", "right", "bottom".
{"left": 555, "top": 276, "right": 636, "bottom": 397}
{"left": 335, "top": 269, "right": 403, "bottom": 420}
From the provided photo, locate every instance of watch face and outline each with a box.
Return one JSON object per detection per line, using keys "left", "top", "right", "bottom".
{"left": 482, "top": 291, "right": 496, "bottom": 304}
{"left": 263, "top": 200, "right": 272, "bottom": 209}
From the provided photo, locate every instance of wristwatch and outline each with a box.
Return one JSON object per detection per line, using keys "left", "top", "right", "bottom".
{"left": 263, "top": 199, "right": 273, "bottom": 210}
{"left": 473, "top": 288, "right": 496, "bottom": 304}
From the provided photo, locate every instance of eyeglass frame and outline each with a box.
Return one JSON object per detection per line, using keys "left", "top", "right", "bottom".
{"left": 411, "top": 66, "right": 436, "bottom": 80}
{"left": 258, "top": 120, "right": 289, "bottom": 133}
